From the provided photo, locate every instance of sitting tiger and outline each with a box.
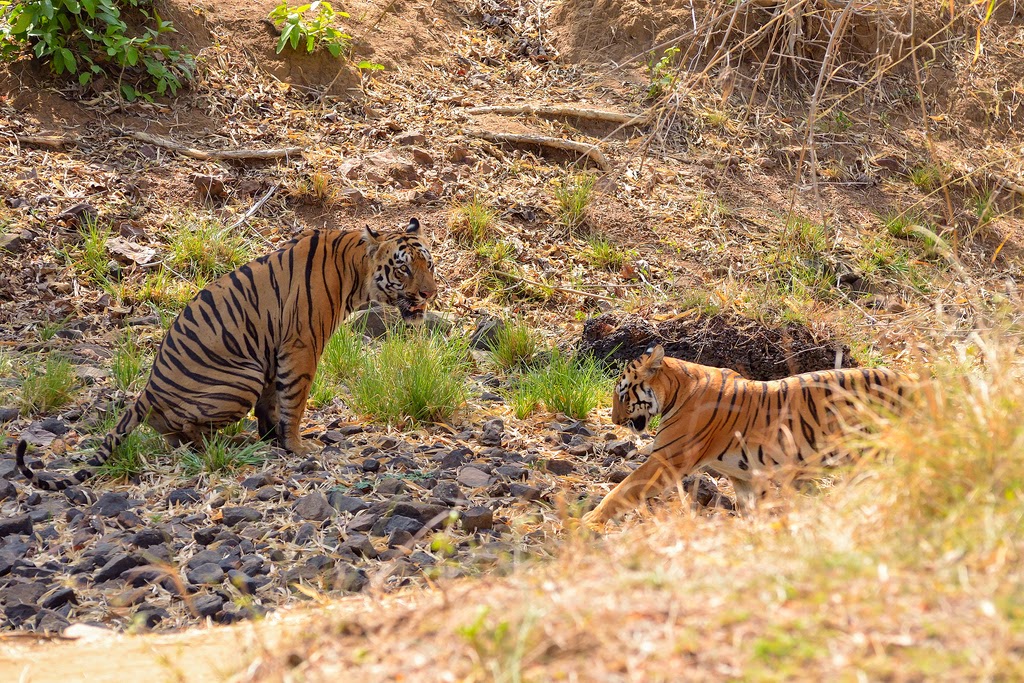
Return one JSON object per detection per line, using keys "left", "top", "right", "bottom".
{"left": 582, "top": 345, "right": 907, "bottom": 527}
{"left": 17, "top": 218, "right": 437, "bottom": 492}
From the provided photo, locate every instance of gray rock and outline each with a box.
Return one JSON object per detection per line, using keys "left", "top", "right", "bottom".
{"left": 558, "top": 421, "right": 595, "bottom": 437}
{"left": 439, "top": 448, "right": 471, "bottom": 470}
{"left": 193, "top": 593, "right": 224, "bottom": 617}
{"left": 0, "top": 407, "right": 20, "bottom": 423}
{"left": 376, "top": 477, "right": 406, "bottom": 496}
{"left": 91, "top": 492, "right": 130, "bottom": 517}
{"left": 227, "top": 569, "right": 257, "bottom": 595}
{"left": 186, "top": 562, "right": 225, "bottom": 585}
{"left": 389, "top": 501, "right": 447, "bottom": 526}
{"left": 5, "top": 602, "right": 39, "bottom": 627}
{"left": 469, "top": 315, "right": 505, "bottom": 351}
{"left": 256, "top": 486, "right": 283, "bottom": 502}
{"left": 328, "top": 492, "right": 369, "bottom": 514}
{"left": 94, "top": 553, "right": 140, "bottom": 582}
{"left": 509, "top": 483, "right": 543, "bottom": 501}
{"left": 460, "top": 506, "right": 494, "bottom": 533}
{"left": 346, "top": 510, "right": 380, "bottom": 533}
{"left": 495, "top": 465, "right": 528, "bottom": 480}
{"left": 605, "top": 440, "right": 636, "bottom": 457}
{"left": 457, "top": 466, "right": 493, "bottom": 488}
{"left": 35, "top": 417, "right": 71, "bottom": 436}
{"left": 167, "top": 488, "right": 202, "bottom": 506}
{"left": 34, "top": 609, "right": 69, "bottom": 633}
{"left": 431, "top": 481, "right": 468, "bottom": 506}
{"left": 339, "top": 533, "right": 377, "bottom": 559}
{"left": 381, "top": 514, "right": 423, "bottom": 536}
{"left": 221, "top": 506, "right": 263, "bottom": 526}
{"left": 0, "top": 479, "right": 18, "bottom": 501}
{"left": 241, "top": 474, "right": 272, "bottom": 490}
{"left": 479, "top": 418, "right": 504, "bottom": 447}
{"left": 333, "top": 564, "right": 368, "bottom": 592}
{"left": 293, "top": 522, "right": 317, "bottom": 545}
{"left": 293, "top": 492, "right": 333, "bottom": 521}
{"left": 545, "top": 459, "right": 575, "bottom": 476}
{"left": 0, "top": 514, "right": 32, "bottom": 537}
{"left": 362, "top": 458, "right": 381, "bottom": 472}
{"left": 193, "top": 527, "right": 219, "bottom": 545}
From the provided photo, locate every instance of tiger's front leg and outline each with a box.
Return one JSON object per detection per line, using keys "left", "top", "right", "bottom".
{"left": 582, "top": 447, "right": 690, "bottom": 528}
{"left": 273, "top": 345, "right": 319, "bottom": 455}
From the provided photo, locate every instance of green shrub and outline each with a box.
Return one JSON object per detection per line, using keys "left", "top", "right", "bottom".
{"left": 646, "top": 45, "right": 680, "bottom": 100}
{"left": 308, "top": 323, "right": 365, "bottom": 408}
{"left": 167, "top": 216, "right": 250, "bottom": 280}
{"left": 554, "top": 173, "right": 596, "bottom": 235}
{"left": 350, "top": 331, "right": 472, "bottom": 425}
{"left": 583, "top": 237, "right": 633, "bottom": 272}
{"left": 488, "top": 320, "right": 540, "bottom": 373}
{"left": 180, "top": 432, "right": 268, "bottom": 475}
{"left": 512, "top": 350, "right": 613, "bottom": 420}
{"left": 269, "top": 1, "right": 351, "bottom": 57}
{"left": 0, "top": 0, "right": 193, "bottom": 100}
{"left": 450, "top": 196, "right": 496, "bottom": 246}
{"left": 20, "top": 355, "right": 78, "bottom": 415}
{"left": 111, "top": 331, "right": 149, "bottom": 392}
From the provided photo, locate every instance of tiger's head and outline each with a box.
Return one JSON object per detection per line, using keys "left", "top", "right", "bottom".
{"left": 364, "top": 218, "right": 438, "bottom": 324}
{"left": 612, "top": 344, "right": 666, "bottom": 434}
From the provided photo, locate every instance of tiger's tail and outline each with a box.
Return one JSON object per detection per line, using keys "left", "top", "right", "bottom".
{"left": 15, "top": 400, "right": 147, "bottom": 491}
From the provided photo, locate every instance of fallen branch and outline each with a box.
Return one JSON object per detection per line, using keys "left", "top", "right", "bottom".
{"left": 4, "top": 133, "right": 72, "bottom": 149}
{"left": 469, "top": 131, "right": 611, "bottom": 172}
{"left": 227, "top": 182, "right": 280, "bottom": 245}
{"left": 465, "top": 104, "right": 647, "bottom": 126}
{"left": 122, "top": 130, "right": 303, "bottom": 161}
{"left": 496, "top": 271, "right": 618, "bottom": 302}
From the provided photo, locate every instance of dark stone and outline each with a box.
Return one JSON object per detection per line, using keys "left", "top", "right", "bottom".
{"left": 388, "top": 530, "right": 414, "bottom": 547}
{"left": 241, "top": 474, "right": 272, "bottom": 490}
{"left": 509, "top": 483, "right": 543, "bottom": 501}
{"left": 469, "top": 315, "right": 505, "bottom": 350}
{"left": 256, "top": 486, "right": 283, "bottom": 502}
{"left": 293, "top": 522, "right": 317, "bottom": 545}
{"left": 333, "top": 564, "right": 368, "bottom": 593}
{"left": 609, "top": 470, "right": 630, "bottom": 484}
{"left": 0, "top": 407, "right": 19, "bottom": 424}
{"left": 495, "top": 465, "right": 528, "bottom": 480}
{"left": 221, "top": 506, "right": 263, "bottom": 526}
{"left": 293, "top": 492, "right": 333, "bottom": 522}
{"left": 0, "top": 479, "right": 16, "bottom": 501}
{"left": 36, "top": 417, "right": 71, "bottom": 436}
{"left": 375, "top": 477, "right": 406, "bottom": 496}
{"left": 545, "top": 460, "right": 575, "bottom": 476}
{"left": 193, "top": 527, "right": 219, "bottom": 545}
{"left": 91, "top": 492, "right": 130, "bottom": 517}
{"left": 460, "top": 506, "right": 494, "bottom": 533}
{"left": 227, "top": 569, "right": 258, "bottom": 595}
{"left": 605, "top": 440, "right": 636, "bottom": 457}
{"left": 0, "top": 514, "right": 32, "bottom": 537}
{"left": 94, "top": 553, "right": 140, "bottom": 582}
{"left": 131, "top": 528, "right": 170, "bottom": 548}
{"left": 409, "top": 550, "right": 436, "bottom": 567}
{"left": 168, "top": 488, "right": 202, "bottom": 506}
{"left": 380, "top": 514, "right": 423, "bottom": 536}
{"left": 479, "top": 418, "right": 504, "bottom": 447}
{"left": 193, "top": 593, "right": 224, "bottom": 617}
{"left": 5, "top": 601, "right": 39, "bottom": 627}
{"left": 187, "top": 548, "right": 237, "bottom": 569}
{"left": 339, "top": 533, "right": 377, "bottom": 559}
{"left": 439, "top": 449, "right": 470, "bottom": 470}
{"left": 558, "top": 421, "right": 594, "bottom": 437}
{"left": 186, "top": 562, "right": 225, "bottom": 585}
{"left": 296, "top": 458, "right": 321, "bottom": 473}
{"left": 34, "top": 609, "right": 69, "bottom": 633}
{"left": 361, "top": 458, "right": 381, "bottom": 473}
{"left": 457, "top": 466, "right": 492, "bottom": 488}
{"left": 431, "top": 481, "right": 468, "bottom": 506}
{"left": 346, "top": 510, "right": 380, "bottom": 533}
{"left": 328, "top": 492, "right": 370, "bottom": 515}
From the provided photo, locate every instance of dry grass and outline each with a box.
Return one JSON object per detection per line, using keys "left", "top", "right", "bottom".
{"left": 226, "top": 333, "right": 1024, "bottom": 681}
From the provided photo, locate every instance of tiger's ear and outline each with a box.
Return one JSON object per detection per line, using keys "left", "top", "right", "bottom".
{"left": 404, "top": 217, "right": 421, "bottom": 235}
{"left": 362, "top": 225, "right": 381, "bottom": 256}
{"left": 640, "top": 345, "right": 665, "bottom": 375}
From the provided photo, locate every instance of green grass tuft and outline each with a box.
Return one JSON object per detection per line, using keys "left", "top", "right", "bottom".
{"left": 19, "top": 356, "right": 79, "bottom": 415}
{"left": 488, "top": 321, "right": 541, "bottom": 373}
{"left": 93, "top": 406, "right": 169, "bottom": 480}
{"left": 180, "top": 432, "right": 269, "bottom": 475}
{"left": 554, "top": 173, "right": 596, "bottom": 235}
{"left": 308, "top": 323, "right": 366, "bottom": 408}
{"left": 582, "top": 237, "right": 633, "bottom": 272}
{"left": 111, "top": 331, "right": 150, "bottom": 392}
{"left": 167, "top": 215, "right": 251, "bottom": 280}
{"left": 451, "top": 196, "right": 497, "bottom": 246}
{"left": 510, "top": 350, "right": 613, "bottom": 420}
{"left": 350, "top": 330, "right": 472, "bottom": 426}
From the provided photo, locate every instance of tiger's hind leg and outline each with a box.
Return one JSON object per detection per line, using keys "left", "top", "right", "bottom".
{"left": 254, "top": 384, "right": 280, "bottom": 442}
{"left": 273, "top": 346, "right": 319, "bottom": 455}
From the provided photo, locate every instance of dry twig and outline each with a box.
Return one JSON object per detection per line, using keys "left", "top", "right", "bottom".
{"left": 3, "top": 133, "right": 72, "bottom": 149}
{"left": 465, "top": 104, "right": 647, "bottom": 126}
{"left": 468, "top": 131, "right": 611, "bottom": 172}
{"left": 121, "top": 130, "right": 303, "bottom": 162}
{"left": 495, "top": 271, "right": 617, "bottom": 302}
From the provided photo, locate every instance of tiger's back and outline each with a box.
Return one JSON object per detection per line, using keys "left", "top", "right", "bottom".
{"left": 585, "top": 345, "right": 907, "bottom": 525}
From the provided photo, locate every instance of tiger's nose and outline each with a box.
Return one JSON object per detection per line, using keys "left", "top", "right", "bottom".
{"left": 420, "top": 288, "right": 437, "bottom": 300}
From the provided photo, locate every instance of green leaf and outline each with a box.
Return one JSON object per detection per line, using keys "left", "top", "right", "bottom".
{"left": 64, "top": 0, "right": 81, "bottom": 13}
{"left": 305, "top": 33, "right": 314, "bottom": 53}
{"left": 327, "top": 42, "right": 341, "bottom": 57}
{"left": 78, "top": 71, "right": 91, "bottom": 85}
{"left": 11, "top": 10, "right": 34, "bottom": 34}
{"left": 59, "top": 47, "right": 76, "bottom": 72}
{"left": 120, "top": 83, "right": 137, "bottom": 101}
{"left": 125, "top": 45, "right": 138, "bottom": 65}
{"left": 289, "top": 25, "right": 301, "bottom": 50}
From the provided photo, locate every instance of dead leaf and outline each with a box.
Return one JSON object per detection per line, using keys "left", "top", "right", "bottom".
{"left": 106, "top": 236, "right": 157, "bottom": 265}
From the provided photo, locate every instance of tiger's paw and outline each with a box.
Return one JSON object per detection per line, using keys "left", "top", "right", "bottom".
{"left": 580, "top": 510, "right": 606, "bottom": 531}
{"left": 284, "top": 439, "right": 321, "bottom": 457}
